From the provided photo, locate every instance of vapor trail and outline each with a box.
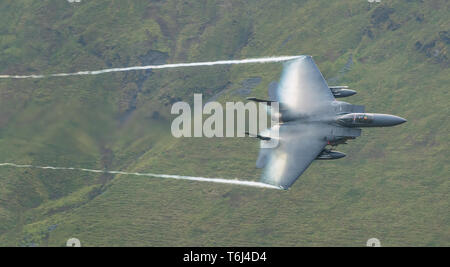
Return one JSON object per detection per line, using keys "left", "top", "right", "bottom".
{"left": 0, "top": 56, "right": 302, "bottom": 79}
{"left": 0, "top": 163, "right": 281, "bottom": 190}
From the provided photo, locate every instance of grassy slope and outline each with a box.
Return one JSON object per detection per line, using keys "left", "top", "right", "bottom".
{"left": 0, "top": 0, "right": 448, "bottom": 246}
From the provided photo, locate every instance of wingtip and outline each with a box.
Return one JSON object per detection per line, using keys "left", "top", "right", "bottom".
{"left": 286, "top": 55, "right": 312, "bottom": 64}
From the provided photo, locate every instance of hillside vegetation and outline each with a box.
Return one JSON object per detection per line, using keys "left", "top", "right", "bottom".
{"left": 0, "top": 0, "right": 448, "bottom": 246}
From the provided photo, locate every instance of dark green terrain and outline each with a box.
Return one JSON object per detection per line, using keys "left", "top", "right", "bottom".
{"left": 0, "top": 0, "right": 448, "bottom": 246}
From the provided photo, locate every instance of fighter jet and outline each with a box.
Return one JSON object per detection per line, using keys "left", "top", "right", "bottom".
{"left": 247, "top": 55, "right": 406, "bottom": 190}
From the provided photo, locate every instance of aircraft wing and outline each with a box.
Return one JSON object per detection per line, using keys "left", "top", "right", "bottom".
{"left": 259, "top": 123, "right": 327, "bottom": 189}
{"left": 276, "top": 56, "right": 335, "bottom": 118}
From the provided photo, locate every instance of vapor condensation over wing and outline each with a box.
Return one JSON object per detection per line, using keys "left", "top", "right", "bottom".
{"left": 0, "top": 163, "right": 281, "bottom": 190}
{"left": 0, "top": 56, "right": 301, "bottom": 79}
{"left": 276, "top": 55, "right": 335, "bottom": 119}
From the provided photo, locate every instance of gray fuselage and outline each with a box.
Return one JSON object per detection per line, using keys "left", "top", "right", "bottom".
{"left": 336, "top": 113, "right": 407, "bottom": 127}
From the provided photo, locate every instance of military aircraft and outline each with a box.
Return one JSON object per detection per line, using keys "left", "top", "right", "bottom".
{"left": 246, "top": 55, "right": 406, "bottom": 190}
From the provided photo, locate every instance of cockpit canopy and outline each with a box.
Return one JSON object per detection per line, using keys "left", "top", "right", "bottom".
{"left": 355, "top": 113, "right": 373, "bottom": 123}
{"left": 337, "top": 113, "right": 373, "bottom": 126}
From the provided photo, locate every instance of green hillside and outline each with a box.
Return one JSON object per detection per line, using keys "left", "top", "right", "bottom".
{"left": 0, "top": 0, "right": 448, "bottom": 246}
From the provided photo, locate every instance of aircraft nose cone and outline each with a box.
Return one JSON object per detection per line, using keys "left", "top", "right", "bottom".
{"left": 394, "top": 116, "right": 407, "bottom": 125}
{"left": 372, "top": 114, "right": 407, "bottom": 127}
{"left": 386, "top": 115, "right": 407, "bottom": 126}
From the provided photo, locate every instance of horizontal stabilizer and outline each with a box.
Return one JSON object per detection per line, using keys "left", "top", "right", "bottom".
{"left": 246, "top": 97, "right": 276, "bottom": 105}
{"left": 245, "top": 132, "right": 271, "bottom": 141}
{"left": 329, "top": 86, "right": 356, "bottom": 98}
{"left": 329, "top": 85, "right": 349, "bottom": 89}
